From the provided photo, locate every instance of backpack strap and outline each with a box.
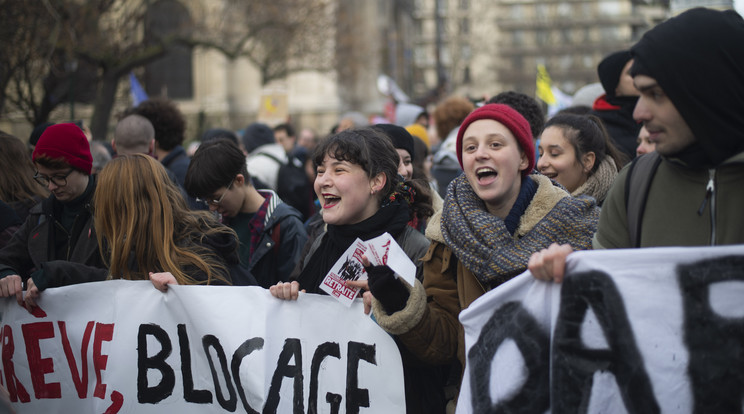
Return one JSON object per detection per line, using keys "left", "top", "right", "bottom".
{"left": 256, "top": 151, "right": 285, "bottom": 167}
{"left": 624, "top": 152, "right": 662, "bottom": 248}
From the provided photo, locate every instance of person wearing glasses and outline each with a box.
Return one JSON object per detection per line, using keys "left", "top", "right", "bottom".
{"left": 185, "top": 138, "right": 308, "bottom": 288}
{"left": 0, "top": 123, "right": 107, "bottom": 308}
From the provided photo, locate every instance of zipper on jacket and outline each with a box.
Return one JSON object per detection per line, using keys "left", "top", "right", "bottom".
{"left": 696, "top": 169, "right": 716, "bottom": 245}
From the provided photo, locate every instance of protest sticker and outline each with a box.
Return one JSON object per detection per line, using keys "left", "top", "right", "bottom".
{"left": 0, "top": 280, "right": 405, "bottom": 413}
{"left": 320, "top": 238, "right": 368, "bottom": 306}
{"left": 456, "top": 244, "right": 744, "bottom": 414}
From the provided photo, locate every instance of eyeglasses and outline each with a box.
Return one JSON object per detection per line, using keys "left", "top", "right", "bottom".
{"left": 34, "top": 169, "right": 74, "bottom": 187}
{"left": 197, "top": 179, "right": 234, "bottom": 206}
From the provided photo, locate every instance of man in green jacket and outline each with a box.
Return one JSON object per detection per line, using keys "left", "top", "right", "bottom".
{"left": 530, "top": 8, "right": 744, "bottom": 282}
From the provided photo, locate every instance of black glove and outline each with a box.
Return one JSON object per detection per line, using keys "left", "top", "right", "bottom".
{"left": 365, "top": 265, "right": 409, "bottom": 314}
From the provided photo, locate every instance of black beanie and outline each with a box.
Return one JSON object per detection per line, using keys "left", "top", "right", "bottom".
{"left": 241, "top": 123, "right": 275, "bottom": 154}
{"left": 374, "top": 124, "right": 415, "bottom": 158}
{"left": 597, "top": 50, "right": 632, "bottom": 98}
{"left": 630, "top": 8, "right": 744, "bottom": 167}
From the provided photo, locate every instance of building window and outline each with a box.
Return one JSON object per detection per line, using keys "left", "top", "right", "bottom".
{"left": 438, "top": 0, "right": 448, "bottom": 14}
{"left": 561, "top": 29, "right": 572, "bottom": 43}
{"left": 459, "top": 0, "right": 469, "bottom": 10}
{"left": 513, "top": 56, "right": 523, "bottom": 71}
{"left": 461, "top": 44, "right": 471, "bottom": 61}
{"left": 513, "top": 30, "right": 525, "bottom": 46}
{"left": 459, "top": 18, "right": 470, "bottom": 35}
{"left": 144, "top": 0, "right": 193, "bottom": 100}
{"left": 536, "top": 4, "right": 548, "bottom": 20}
{"left": 414, "top": 19, "right": 423, "bottom": 37}
{"left": 560, "top": 55, "right": 573, "bottom": 71}
{"left": 536, "top": 29, "right": 549, "bottom": 45}
{"left": 511, "top": 4, "right": 523, "bottom": 19}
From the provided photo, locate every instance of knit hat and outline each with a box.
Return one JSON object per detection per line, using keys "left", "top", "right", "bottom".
{"left": 455, "top": 104, "right": 535, "bottom": 178}
{"left": 374, "top": 124, "right": 415, "bottom": 158}
{"left": 630, "top": 8, "right": 744, "bottom": 167}
{"left": 32, "top": 123, "right": 92, "bottom": 175}
{"left": 405, "top": 124, "right": 430, "bottom": 148}
{"left": 597, "top": 50, "right": 632, "bottom": 98}
{"left": 241, "top": 122, "right": 275, "bottom": 154}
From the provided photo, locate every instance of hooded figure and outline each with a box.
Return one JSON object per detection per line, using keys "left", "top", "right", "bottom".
{"left": 590, "top": 50, "right": 642, "bottom": 159}
{"left": 630, "top": 7, "right": 744, "bottom": 168}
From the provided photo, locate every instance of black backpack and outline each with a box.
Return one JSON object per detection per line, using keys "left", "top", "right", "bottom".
{"left": 276, "top": 155, "right": 314, "bottom": 221}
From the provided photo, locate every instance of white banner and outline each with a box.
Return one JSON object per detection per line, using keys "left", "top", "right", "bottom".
{"left": 457, "top": 245, "right": 744, "bottom": 414}
{"left": 0, "top": 281, "right": 405, "bottom": 413}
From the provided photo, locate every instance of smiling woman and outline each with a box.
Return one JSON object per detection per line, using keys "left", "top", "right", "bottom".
{"left": 538, "top": 114, "right": 626, "bottom": 205}
{"left": 269, "top": 127, "right": 441, "bottom": 413}
{"left": 287, "top": 127, "right": 432, "bottom": 294}
{"left": 364, "top": 104, "right": 601, "bottom": 402}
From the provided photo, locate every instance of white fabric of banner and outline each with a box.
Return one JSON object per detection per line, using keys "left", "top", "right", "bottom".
{"left": 457, "top": 245, "right": 744, "bottom": 414}
{"left": 0, "top": 281, "right": 405, "bottom": 413}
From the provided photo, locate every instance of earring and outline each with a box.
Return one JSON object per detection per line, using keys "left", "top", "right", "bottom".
{"left": 370, "top": 189, "right": 376, "bottom": 195}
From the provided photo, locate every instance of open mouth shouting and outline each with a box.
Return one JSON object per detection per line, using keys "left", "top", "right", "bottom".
{"left": 475, "top": 167, "right": 498, "bottom": 185}
{"left": 322, "top": 193, "right": 341, "bottom": 208}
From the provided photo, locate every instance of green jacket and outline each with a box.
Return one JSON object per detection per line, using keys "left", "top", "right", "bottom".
{"left": 594, "top": 151, "right": 744, "bottom": 248}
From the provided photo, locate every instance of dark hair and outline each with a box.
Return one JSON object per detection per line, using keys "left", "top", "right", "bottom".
{"left": 185, "top": 138, "right": 250, "bottom": 198}
{"left": 0, "top": 132, "right": 49, "bottom": 204}
{"left": 487, "top": 91, "right": 545, "bottom": 139}
{"left": 543, "top": 114, "right": 627, "bottom": 174}
{"left": 201, "top": 128, "right": 239, "bottom": 145}
{"left": 124, "top": 98, "right": 186, "bottom": 151}
{"left": 411, "top": 136, "right": 430, "bottom": 181}
{"left": 556, "top": 105, "right": 592, "bottom": 116}
{"left": 29, "top": 122, "right": 54, "bottom": 147}
{"left": 273, "top": 123, "right": 295, "bottom": 138}
{"left": 313, "top": 128, "right": 433, "bottom": 220}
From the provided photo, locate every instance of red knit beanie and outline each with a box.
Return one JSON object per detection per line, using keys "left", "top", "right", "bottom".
{"left": 32, "top": 123, "right": 93, "bottom": 175}
{"left": 456, "top": 104, "right": 535, "bottom": 178}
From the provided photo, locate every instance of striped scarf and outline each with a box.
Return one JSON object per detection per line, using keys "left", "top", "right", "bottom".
{"left": 441, "top": 174, "right": 599, "bottom": 289}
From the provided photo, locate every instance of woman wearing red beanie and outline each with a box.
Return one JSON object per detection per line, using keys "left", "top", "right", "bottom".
{"left": 356, "top": 104, "right": 601, "bottom": 405}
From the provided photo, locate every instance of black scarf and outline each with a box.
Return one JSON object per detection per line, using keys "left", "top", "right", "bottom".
{"left": 297, "top": 200, "right": 410, "bottom": 294}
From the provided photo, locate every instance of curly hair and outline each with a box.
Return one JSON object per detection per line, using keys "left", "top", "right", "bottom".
{"left": 432, "top": 96, "right": 474, "bottom": 139}
{"left": 124, "top": 98, "right": 185, "bottom": 151}
{"left": 313, "top": 128, "right": 433, "bottom": 220}
{"left": 487, "top": 91, "right": 545, "bottom": 139}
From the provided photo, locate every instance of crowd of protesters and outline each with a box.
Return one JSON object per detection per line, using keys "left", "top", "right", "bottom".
{"left": 1, "top": 7, "right": 743, "bottom": 413}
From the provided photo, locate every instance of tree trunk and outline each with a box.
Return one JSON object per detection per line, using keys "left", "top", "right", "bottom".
{"left": 89, "top": 72, "right": 120, "bottom": 141}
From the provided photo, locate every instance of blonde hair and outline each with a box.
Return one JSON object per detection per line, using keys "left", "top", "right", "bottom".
{"left": 94, "top": 154, "right": 232, "bottom": 284}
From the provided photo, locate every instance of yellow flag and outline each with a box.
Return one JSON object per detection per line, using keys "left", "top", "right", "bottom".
{"left": 536, "top": 64, "right": 556, "bottom": 105}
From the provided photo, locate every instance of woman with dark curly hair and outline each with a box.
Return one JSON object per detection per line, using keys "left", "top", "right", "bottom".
{"left": 269, "top": 127, "right": 444, "bottom": 414}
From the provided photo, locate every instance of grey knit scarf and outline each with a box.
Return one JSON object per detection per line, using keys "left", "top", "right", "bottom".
{"left": 571, "top": 157, "right": 617, "bottom": 206}
{"left": 441, "top": 174, "right": 599, "bottom": 289}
